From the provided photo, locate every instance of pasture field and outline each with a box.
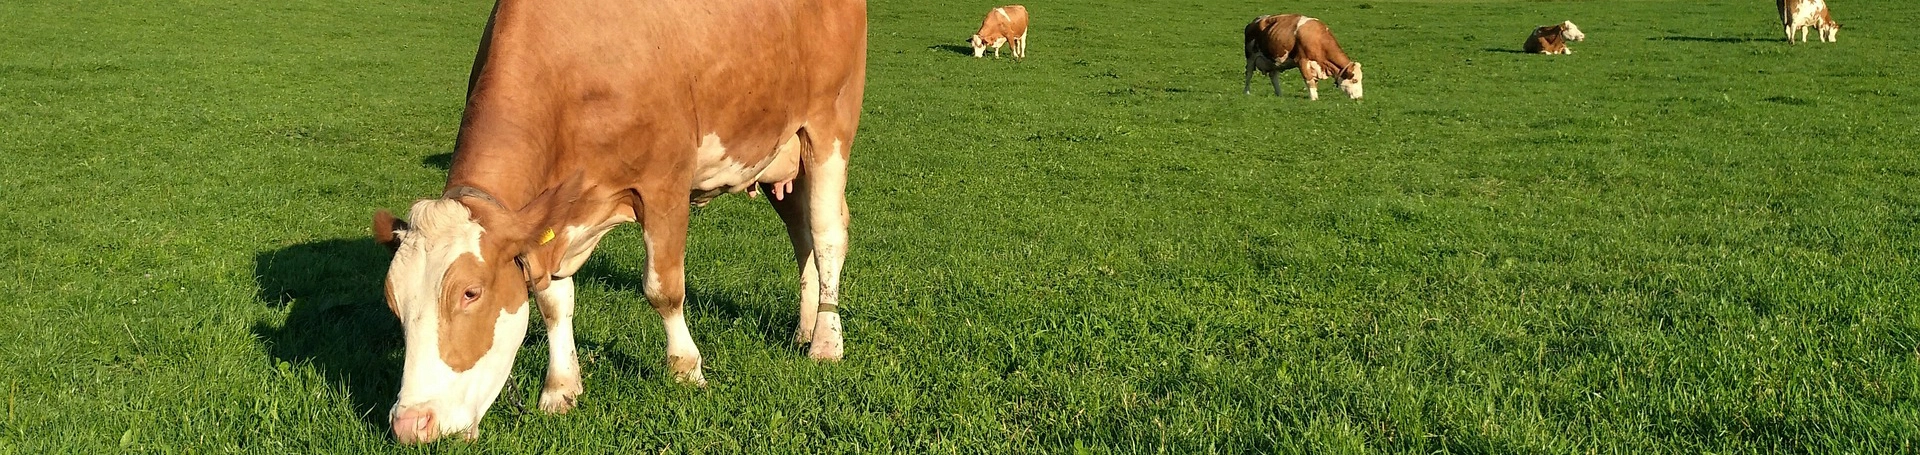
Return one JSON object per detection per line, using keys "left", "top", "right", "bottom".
{"left": 3, "top": 0, "right": 1918, "bottom": 452}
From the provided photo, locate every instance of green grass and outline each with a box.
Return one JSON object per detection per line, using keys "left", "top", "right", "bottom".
{"left": 3, "top": 0, "right": 1918, "bottom": 452}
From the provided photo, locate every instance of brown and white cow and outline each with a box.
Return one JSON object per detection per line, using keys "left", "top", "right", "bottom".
{"left": 970, "top": 5, "right": 1028, "bottom": 58}
{"left": 1779, "top": 0, "right": 1840, "bottom": 43}
{"left": 1524, "top": 21, "right": 1586, "bottom": 54}
{"left": 370, "top": 0, "right": 866, "bottom": 444}
{"left": 1244, "top": 14, "right": 1364, "bottom": 100}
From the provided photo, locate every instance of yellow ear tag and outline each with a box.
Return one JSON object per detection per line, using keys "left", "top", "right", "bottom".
{"left": 539, "top": 228, "right": 556, "bottom": 245}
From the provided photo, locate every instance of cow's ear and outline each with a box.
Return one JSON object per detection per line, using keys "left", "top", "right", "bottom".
{"left": 1346, "top": 62, "right": 1362, "bottom": 78}
{"left": 373, "top": 210, "right": 408, "bottom": 252}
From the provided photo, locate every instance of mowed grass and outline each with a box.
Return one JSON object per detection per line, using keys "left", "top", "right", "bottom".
{"left": 3, "top": 0, "right": 1918, "bottom": 452}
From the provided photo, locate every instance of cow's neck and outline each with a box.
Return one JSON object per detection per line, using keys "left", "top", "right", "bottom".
{"left": 1318, "top": 52, "right": 1354, "bottom": 76}
{"left": 444, "top": 103, "right": 560, "bottom": 211}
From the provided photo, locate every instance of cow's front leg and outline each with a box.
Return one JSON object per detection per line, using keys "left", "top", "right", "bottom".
{"left": 1784, "top": 25, "right": 1795, "bottom": 43}
{"left": 1269, "top": 71, "right": 1284, "bottom": 97}
{"left": 535, "top": 276, "right": 583, "bottom": 413}
{"left": 640, "top": 199, "right": 704, "bottom": 385}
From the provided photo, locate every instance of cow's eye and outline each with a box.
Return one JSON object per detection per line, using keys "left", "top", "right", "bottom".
{"left": 462, "top": 287, "right": 482, "bottom": 304}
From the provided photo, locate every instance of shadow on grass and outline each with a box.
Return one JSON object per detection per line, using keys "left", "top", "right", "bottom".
{"left": 1650, "top": 36, "right": 1772, "bottom": 43}
{"left": 422, "top": 152, "right": 453, "bottom": 171}
{"left": 928, "top": 44, "right": 974, "bottom": 56}
{"left": 250, "top": 234, "right": 798, "bottom": 434}
{"left": 1482, "top": 47, "right": 1532, "bottom": 54}
{"left": 251, "top": 237, "right": 402, "bottom": 431}
{"left": 573, "top": 256, "right": 799, "bottom": 351}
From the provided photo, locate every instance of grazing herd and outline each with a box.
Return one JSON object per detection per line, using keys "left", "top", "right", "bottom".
{"left": 366, "top": 0, "right": 1851, "bottom": 444}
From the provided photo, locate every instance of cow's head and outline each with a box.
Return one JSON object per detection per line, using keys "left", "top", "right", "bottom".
{"left": 1337, "top": 62, "right": 1364, "bottom": 100}
{"left": 372, "top": 183, "right": 578, "bottom": 444}
{"left": 1560, "top": 21, "right": 1586, "bottom": 42}
{"left": 969, "top": 34, "right": 987, "bottom": 57}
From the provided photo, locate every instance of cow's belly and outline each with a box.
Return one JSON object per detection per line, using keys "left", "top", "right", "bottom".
{"left": 689, "top": 131, "right": 804, "bottom": 203}
{"left": 1248, "top": 49, "right": 1293, "bottom": 73}
{"left": 1788, "top": 0, "right": 1824, "bottom": 26}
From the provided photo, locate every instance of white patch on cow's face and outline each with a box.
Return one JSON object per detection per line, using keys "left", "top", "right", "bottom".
{"left": 1561, "top": 21, "right": 1585, "bottom": 42}
{"left": 1338, "top": 63, "right": 1364, "bottom": 100}
{"left": 385, "top": 199, "right": 531, "bottom": 443}
{"left": 971, "top": 35, "right": 987, "bottom": 57}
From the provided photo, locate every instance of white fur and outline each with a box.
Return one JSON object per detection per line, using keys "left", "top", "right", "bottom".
{"left": 805, "top": 144, "right": 850, "bottom": 360}
{"left": 386, "top": 199, "right": 530, "bottom": 441}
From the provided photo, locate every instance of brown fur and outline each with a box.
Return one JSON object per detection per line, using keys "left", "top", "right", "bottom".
{"left": 376, "top": 0, "right": 866, "bottom": 371}
{"left": 1525, "top": 24, "right": 1568, "bottom": 54}
{"left": 971, "top": 5, "right": 1029, "bottom": 58}
{"left": 1778, "top": 0, "right": 1840, "bottom": 43}
{"left": 1243, "top": 14, "right": 1363, "bottom": 99}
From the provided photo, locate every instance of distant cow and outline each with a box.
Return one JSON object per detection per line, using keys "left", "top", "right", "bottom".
{"left": 1524, "top": 21, "right": 1585, "bottom": 54}
{"left": 1244, "top": 14, "right": 1364, "bottom": 100}
{"left": 1779, "top": 0, "right": 1840, "bottom": 43}
{"left": 970, "top": 5, "right": 1028, "bottom": 58}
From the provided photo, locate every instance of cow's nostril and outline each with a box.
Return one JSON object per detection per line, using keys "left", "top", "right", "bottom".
{"left": 391, "top": 407, "right": 439, "bottom": 444}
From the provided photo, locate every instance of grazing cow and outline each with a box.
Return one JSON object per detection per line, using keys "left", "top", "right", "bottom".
{"left": 1779, "top": 0, "right": 1840, "bottom": 43}
{"left": 370, "top": 0, "right": 866, "bottom": 444}
{"left": 1524, "top": 21, "right": 1586, "bottom": 54}
{"left": 1244, "top": 14, "right": 1364, "bottom": 100}
{"left": 970, "top": 5, "right": 1028, "bottom": 58}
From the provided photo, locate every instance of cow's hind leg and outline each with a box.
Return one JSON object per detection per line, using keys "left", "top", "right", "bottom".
{"left": 535, "top": 277, "right": 584, "bottom": 413}
{"left": 799, "top": 130, "right": 854, "bottom": 361}
{"left": 766, "top": 179, "right": 820, "bottom": 344}
{"left": 638, "top": 193, "right": 705, "bottom": 385}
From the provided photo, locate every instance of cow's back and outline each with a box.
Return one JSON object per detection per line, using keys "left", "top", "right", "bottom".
{"left": 979, "top": 5, "right": 1029, "bottom": 39}
{"left": 453, "top": 0, "right": 867, "bottom": 200}
{"left": 1524, "top": 25, "right": 1564, "bottom": 53}
{"left": 1245, "top": 14, "right": 1303, "bottom": 63}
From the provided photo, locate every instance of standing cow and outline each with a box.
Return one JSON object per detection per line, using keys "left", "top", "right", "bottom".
{"left": 1244, "top": 14, "right": 1364, "bottom": 100}
{"left": 970, "top": 5, "right": 1028, "bottom": 58}
{"left": 1779, "top": 0, "right": 1840, "bottom": 43}
{"left": 371, "top": 0, "right": 866, "bottom": 444}
{"left": 1524, "top": 21, "right": 1586, "bottom": 54}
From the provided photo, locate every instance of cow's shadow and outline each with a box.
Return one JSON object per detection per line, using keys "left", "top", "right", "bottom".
{"left": 928, "top": 44, "right": 974, "bottom": 56}
{"left": 251, "top": 237, "right": 404, "bottom": 430}
{"left": 1650, "top": 35, "right": 1770, "bottom": 43}
{"left": 251, "top": 233, "right": 795, "bottom": 433}
{"left": 1481, "top": 47, "right": 1533, "bottom": 54}
{"left": 422, "top": 152, "right": 453, "bottom": 171}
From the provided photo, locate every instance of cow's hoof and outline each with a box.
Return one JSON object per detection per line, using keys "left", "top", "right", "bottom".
{"left": 673, "top": 369, "right": 708, "bottom": 387}
{"left": 460, "top": 426, "right": 480, "bottom": 442}
{"left": 793, "top": 325, "right": 815, "bottom": 344}
{"left": 538, "top": 387, "right": 580, "bottom": 414}
{"left": 807, "top": 312, "right": 845, "bottom": 361}
{"left": 667, "top": 354, "right": 707, "bottom": 386}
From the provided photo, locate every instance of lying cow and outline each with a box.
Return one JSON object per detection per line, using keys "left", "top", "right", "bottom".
{"left": 371, "top": 0, "right": 867, "bottom": 444}
{"left": 1244, "top": 14, "right": 1364, "bottom": 100}
{"left": 1524, "top": 21, "right": 1585, "bottom": 54}
{"left": 970, "top": 5, "right": 1028, "bottom": 58}
{"left": 1779, "top": 0, "right": 1840, "bottom": 43}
